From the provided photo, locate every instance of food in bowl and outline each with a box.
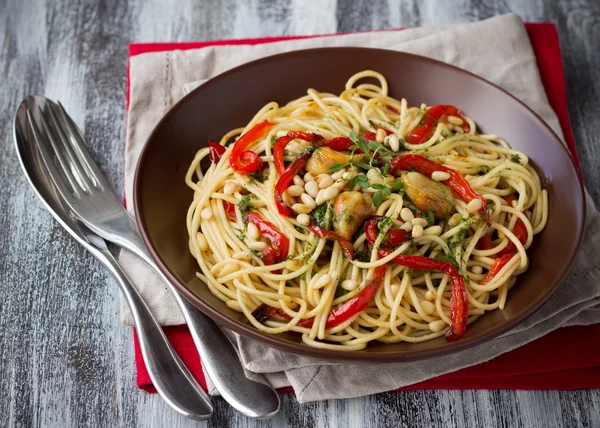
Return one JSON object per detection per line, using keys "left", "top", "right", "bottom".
{"left": 184, "top": 70, "right": 548, "bottom": 351}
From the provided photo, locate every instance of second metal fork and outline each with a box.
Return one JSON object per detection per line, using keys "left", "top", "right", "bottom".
{"left": 30, "top": 96, "right": 280, "bottom": 419}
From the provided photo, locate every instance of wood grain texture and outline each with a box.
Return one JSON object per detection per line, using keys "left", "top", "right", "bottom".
{"left": 1, "top": 0, "right": 599, "bottom": 427}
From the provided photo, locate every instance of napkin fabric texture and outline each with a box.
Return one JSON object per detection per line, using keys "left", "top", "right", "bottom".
{"left": 124, "top": 14, "right": 600, "bottom": 402}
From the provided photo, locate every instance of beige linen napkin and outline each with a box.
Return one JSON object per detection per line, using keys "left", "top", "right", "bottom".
{"left": 122, "top": 14, "right": 600, "bottom": 402}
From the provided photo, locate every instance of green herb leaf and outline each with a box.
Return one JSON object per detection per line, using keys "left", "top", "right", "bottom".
{"left": 382, "top": 186, "right": 391, "bottom": 195}
{"left": 357, "top": 161, "right": 372, "bottom": 170}
{"left": 389, "top": 181, "right": 404, "bottom": 191}
{"left": 370, "top": 183, "right": 387, "bottom": 190}
{"left": 367, "top": 142, "right": 381, "bottom": 151}
{"left": 510, "top": 154, "right": 521, "bottom": 164}
{"left": 349, "top": 130, "right": 358, "bottom": 142}
{"left": 373, "top": 190, "right": 383, "bottom": 207}
{"left": 357, "top": 137, "right": 370, "bottom": 154}
{"left": 327, "top": 163, "right": 346, "bottom": 173}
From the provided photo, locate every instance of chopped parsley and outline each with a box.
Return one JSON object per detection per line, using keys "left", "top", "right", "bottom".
{"left": 510, "top": 154, "right": 521, "bottom": 164}
{"left": 311, "top": 202, "right": 334, "bottom": 230}
{"left": 237, "top": 195, "right": 256, "bottom": 221}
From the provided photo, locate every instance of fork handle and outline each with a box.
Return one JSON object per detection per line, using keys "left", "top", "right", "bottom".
{"left": 121, "top": 234, "right": 280, "bottom": 419}
{"left": 101, "top": 251, "right": 213, "bottom": 420}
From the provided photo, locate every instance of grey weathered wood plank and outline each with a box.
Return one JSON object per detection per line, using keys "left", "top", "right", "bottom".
{"left": 1, "top": 0, "right": 599, "bottom": 427}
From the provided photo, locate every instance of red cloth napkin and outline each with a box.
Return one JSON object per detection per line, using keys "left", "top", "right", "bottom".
{"left": 130, "top": 23, "right": 596, "bottom": 393}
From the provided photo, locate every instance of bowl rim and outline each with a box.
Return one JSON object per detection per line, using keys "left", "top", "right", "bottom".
{"left": 133, "top": 46, "right": 586, "bottom": 362}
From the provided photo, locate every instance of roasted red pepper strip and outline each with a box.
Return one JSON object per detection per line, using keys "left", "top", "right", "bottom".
{"left": 481, "top": 253, "right": 514, "bottom": 285}
{"left": 273, "top": 131, "right": 323, "bottom": 175}
{"left": 377, "top": 251, "right": 468, "bottom": 341}
{"left": 245, "top": 212, "right": 289, "bottom": 262}
{"left": 365, "top": 216, "right": 411, "bottom": 250}
{"left": 362, "top": 129, "right": 393, "bottom": 142}
{"left": 252, "top": 265, "right": 388, "bottom": 329}
{"left": 389, "top": 154, "right": 488, "bottom": 218}
{"left": 223, "top": 201, "right": 237, "bottom": 221}
{"left": 275, "top": 151, "right": 312, "bottom": 217}
{"left": 229, "top": 121, "right": 274, "bottom": 174}
{"left": 208, "top": 141, "right": 227, "bottom": 164}
{"left": 308, "top": 225, "right": 355, "bottom": 260}
{"left": 476, "top": 232, "right": 495, "bottom": 251}
{"left": 324, "top": 265, "right": 387, "bottom": 327}
{"left": 319, "top": 136, "right": 355, "bottom": 151}
{"left": 497, "top": 195, "right": 528, "bottom": 256}
{"left": 405, "top": 105, "right": 470, "bottom": 145}
{"left": 261, "top": 246, "right": 281, "bottom": 267}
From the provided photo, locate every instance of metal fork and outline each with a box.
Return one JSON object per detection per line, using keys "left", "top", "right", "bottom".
{"left": 30, "top": 96, "right": 280, "bottom": 419}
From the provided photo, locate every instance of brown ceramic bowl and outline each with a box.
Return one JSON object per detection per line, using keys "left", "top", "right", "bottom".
{"left": 134, "top": 47, "right": 585, "bottom": 362}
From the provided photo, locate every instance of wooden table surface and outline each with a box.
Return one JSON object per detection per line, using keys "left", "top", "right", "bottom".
{"left": 2, "top": 1, "right": 599, "bottom": 427}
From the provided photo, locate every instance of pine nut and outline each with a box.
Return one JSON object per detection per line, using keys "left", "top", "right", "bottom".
{"left": 296, "top": 213, "right": 310, "bottom": 226}
{"left": 248, "top": 241, "right": 268, "bottom": 251}
{"left": 375, "top": 128, "right": 386, "bottom": 143}
{"left": 293, "top": 175, "right": 305, "bottom": 187}
{"left": 390, "top": 283, "right": 400, "bottom": 297}
{"left": 412, "top": 224, "right": 424, "bottom": 238}
{"left": 342, "top": 172, "right": 353, "bottom": 180}
{"left": 467, "top": 198, "right": 483, "bottom": 213}
{"left": 286, "top": 185, "right": 305, "bottom": 197}
{"left": 315, "top": 189, "right": 326, "bottom": 205}
{"left": 321, "top": 187, "right": 339, "bottom": 202}
{"left": 341, "top": 279, "right": 358, "bottom": 291}
{"left": 420, "top": 300, "right": 435, "bottom": 315}
{"left": 412, "top": 218, "right": 428, "bottom": 227}
{"left": 400, "top": 207, "right": 414, "bottom": 222}
{"left": 303, "top": 172, "right": 315, "bottom": 182}
{"left": 285, "top": 260, "right": 302, "bottom": 270}
{"left": 223, "top": 181, "right": 239, "bottom": 195}
{"left": 282, "top": 192, "right": 295, "bottom": 207}
{"left": 300, "top": 193, "right": 316, "bottom": 209}
{"left": 333, "top": 180, "right": 346, "bottom": 191}
{"left": 331, "top": 170, "right": 345, "bottom": 181}
{"left": 366, "top": 169, "right": 379, "bottom": 180}
{"left": 400, "top": 222, "right": 413, "bottom": 231}
{"left": 425, "top": 290, "right": 436, "bottom": 301}
{"left": 429, "top": 320, "right": 446, "bottom": 332}
{"left": 201, "top": 208, "right": 213, "bottom": 220}
{"left": 431, "top": 171, "right": 451, "bottom": 181}
{"left": 304, "top": 180, "right": 320, "bottom": 198}
{"left": 424, "top": 225, "right": 442, "bottom": 236}
{"left": 233, "top": 251, "right": 251, "bottom": 261}
{"left": 448, "top": 213, "right": 462, "bottom": 226}
{"left": 317, "top": 174, "right": 334, "bottom": 189}
{"left": 292, "top": 203, "right": 312, "bottom": 214}
{"left": 472, "top": 265, "right": 483, "bottom": 274}
{"left": 247, "top": 222, "right": 261, "bottom": 241}
{"left": 314, "top": 274, "right": 332, "bottom": 289}
{"left": 220, "top": 262, "right": 237, "bottom": 276}
{"left": 196, "top": 232, "right": 208, "bottom": 251}
{"left": 385, "top": 134, "right": 400, "bottom": 152}
{"left": 447, "top": 115, "right": 464, "bottom": 126}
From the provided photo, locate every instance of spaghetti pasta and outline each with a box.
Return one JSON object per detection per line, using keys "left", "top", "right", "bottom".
{"left": 185, "top": 70, "right": 548, "bottom": 350}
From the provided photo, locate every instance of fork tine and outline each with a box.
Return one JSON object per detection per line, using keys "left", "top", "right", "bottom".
{"left": 44, "top": 102, "right": 97, "bottom": 193}
{"left": 37, "top": 105, "right": 89, "bottom": 194}
{"left": 27, "top": 109, "right": 81, "bottom": 199}
{"left": 53, "top": 101, "right": 110, "bottom": 190}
